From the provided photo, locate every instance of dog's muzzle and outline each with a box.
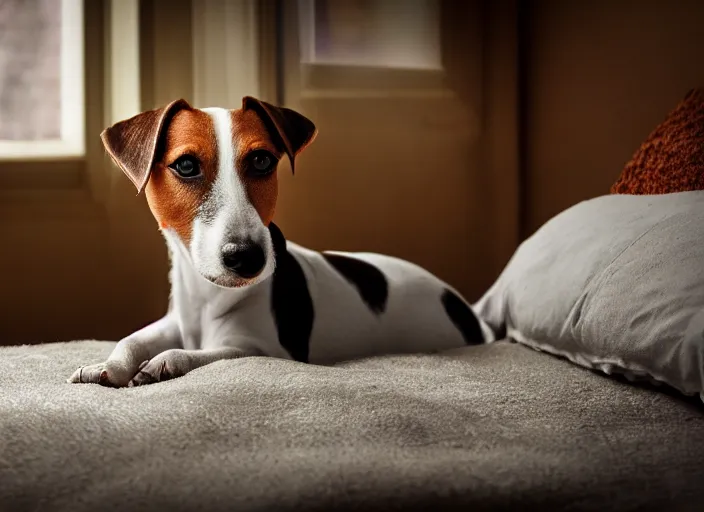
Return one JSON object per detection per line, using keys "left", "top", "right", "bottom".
{"left": 220, "top": 241, "right": 266, "bottom": 278}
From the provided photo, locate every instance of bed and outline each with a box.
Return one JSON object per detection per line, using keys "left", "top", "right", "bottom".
{"left": 1, "top": 338, "right": 702, "bottom": 512}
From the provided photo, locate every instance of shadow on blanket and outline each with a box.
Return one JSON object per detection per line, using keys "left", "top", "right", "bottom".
{"left": 1, "top": 340, "right": 703, "bottom": 512}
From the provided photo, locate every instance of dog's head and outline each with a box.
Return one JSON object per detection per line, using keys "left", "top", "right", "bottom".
{"left": 101, "top": 97, "right": 317, "bottom": 288}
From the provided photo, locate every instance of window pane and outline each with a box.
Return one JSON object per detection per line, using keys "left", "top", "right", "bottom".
{"left": 300, "top": 0, "right": 442, "bottom": 70}
{"left": 0, "top": 0, "right": 83, "bottom": 159}
{"left": 0, "top": 0, "right": 62, "bottom": 141}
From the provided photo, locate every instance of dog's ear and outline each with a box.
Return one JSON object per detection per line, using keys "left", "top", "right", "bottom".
{"left": 242, "top": 97, "right": 317, "bottom": 173}
{"left": 101, "top": 99, "right": 191, "bottom": 193}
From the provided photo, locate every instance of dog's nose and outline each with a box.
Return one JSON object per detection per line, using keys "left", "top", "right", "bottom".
{"left": 220, "top": 242, "right": 266, "bottom": 278}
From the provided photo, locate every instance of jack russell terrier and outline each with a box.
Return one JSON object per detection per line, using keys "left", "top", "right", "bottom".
{"left": 68, "top": 97, "right": 494, "bottom": 387}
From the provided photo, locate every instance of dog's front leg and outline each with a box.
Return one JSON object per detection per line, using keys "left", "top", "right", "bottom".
{"left": 128, "top": 345, "right": 263, "bottom": 387}
{"left": 68, "top": 315, "right": 181, "bottom": 387}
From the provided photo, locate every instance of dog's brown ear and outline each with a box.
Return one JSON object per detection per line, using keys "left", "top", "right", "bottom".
{"left": 242, "top": 97, "right": 317, "bottom": 173}
{"left": 101, "top": 99, "right": 191, "bottom": 193}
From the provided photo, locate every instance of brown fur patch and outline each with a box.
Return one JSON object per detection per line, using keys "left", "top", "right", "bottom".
{"left": 145, "top": 109, "right": 218, "bottom": 245}
{"left": 232, "top": 109, "right": 281, "bottom": 226}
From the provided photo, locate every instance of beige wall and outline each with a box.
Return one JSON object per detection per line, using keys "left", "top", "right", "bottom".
{"left": 523, "top": 0, "right": 704, "bottom": 236}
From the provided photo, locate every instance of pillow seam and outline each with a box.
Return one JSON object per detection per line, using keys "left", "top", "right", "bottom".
{"left": 507, "top": 328, "right": 699, "bottom": 398}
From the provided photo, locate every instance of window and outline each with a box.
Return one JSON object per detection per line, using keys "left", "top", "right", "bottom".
{"left": 0, "top": 0, "right": 84, "bottom": 160}
{"left": 298, "top": 0, "right": 441, "bottom": 70}
{"left": 288, "top": 0, "right": 445, "bottom": 95}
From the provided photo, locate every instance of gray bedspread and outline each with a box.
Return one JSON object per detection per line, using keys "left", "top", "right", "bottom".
{"left": 1, "top": 340, "right": 703, "bottom": 512}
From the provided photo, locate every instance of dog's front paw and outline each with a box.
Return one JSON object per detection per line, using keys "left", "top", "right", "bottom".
{"left": 67, "top": 361, "right": 133, "bottom": 387}
{"left": 128, "top": 349, "right": 190, "bottom": 387}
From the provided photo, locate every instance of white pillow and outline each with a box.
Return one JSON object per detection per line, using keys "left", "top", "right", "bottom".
{"left": 474, "top": 190, "right": 704, "bottom": 400}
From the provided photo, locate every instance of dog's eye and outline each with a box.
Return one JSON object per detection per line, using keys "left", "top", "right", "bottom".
{"left": 249, "top": 150, "right": 277, "bottom": 176}
{"left": 170, "top": 156, "right": 201, "bottom": 179}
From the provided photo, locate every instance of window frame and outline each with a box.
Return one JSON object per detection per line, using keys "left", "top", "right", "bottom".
{"left": 0, "top": 0, "right": 107, "bottom": 202}
{"left": 0, "top": 0, "right": 86, "bottom": 161}
{"left": 282, "top": 0, "right": 449, "bottom": 107}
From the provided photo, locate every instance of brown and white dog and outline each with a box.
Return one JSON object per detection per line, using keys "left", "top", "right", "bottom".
{"left": 68, "top": 97, "right": 494, "bottom": 387}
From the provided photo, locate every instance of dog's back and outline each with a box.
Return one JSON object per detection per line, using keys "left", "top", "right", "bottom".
{"left": 279, "top": 240, "right": 494, "bottom": 364}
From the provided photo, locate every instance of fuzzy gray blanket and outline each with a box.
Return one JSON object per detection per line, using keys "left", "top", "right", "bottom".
{"left": 1, "top": 340, "right": 703, "bottom": 512}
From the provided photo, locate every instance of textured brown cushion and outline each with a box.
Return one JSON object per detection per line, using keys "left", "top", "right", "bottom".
{"left": 611, "top": 88, "right": 704, "bottom": 194}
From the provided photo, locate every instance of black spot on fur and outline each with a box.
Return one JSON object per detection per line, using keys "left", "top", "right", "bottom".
{"left": 441, "top": 288, "right": 484, "bottom": 345}
{"left": 269, "top": 222, "right": 314, "bottom": 363}
{"left": 322, "top": 253, "right": 388, "bottom": 315}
